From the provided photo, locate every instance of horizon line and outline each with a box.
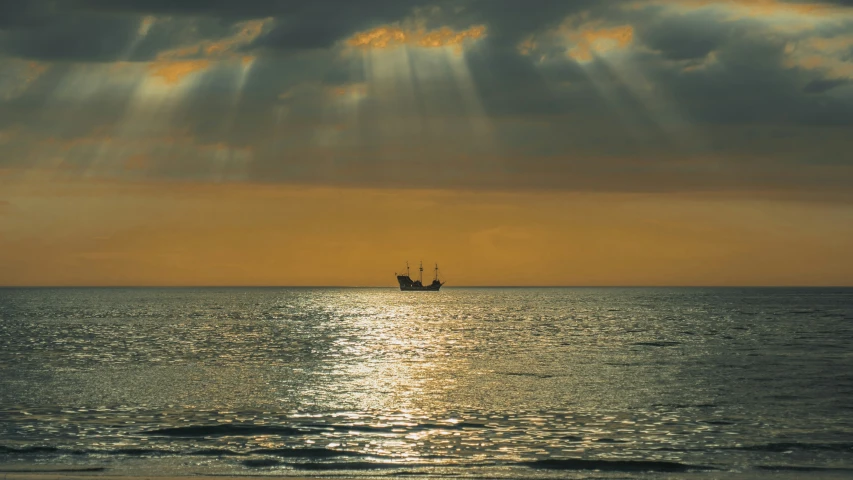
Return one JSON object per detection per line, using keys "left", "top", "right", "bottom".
{"left": 1, "top": 285, "right": 851, "bottom": 289}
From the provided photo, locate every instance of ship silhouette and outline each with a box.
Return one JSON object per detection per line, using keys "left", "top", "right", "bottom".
{"left": 396, "top": 261, "right": 444, "bottom": 291}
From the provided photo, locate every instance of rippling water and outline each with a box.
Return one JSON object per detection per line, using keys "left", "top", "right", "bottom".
{"left": 1, "top": 287, "right": 852, "bottom": 478}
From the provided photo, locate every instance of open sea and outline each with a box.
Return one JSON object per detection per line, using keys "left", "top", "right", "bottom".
{"left": 1, "top": 287, "right": 852, "bottom": 479}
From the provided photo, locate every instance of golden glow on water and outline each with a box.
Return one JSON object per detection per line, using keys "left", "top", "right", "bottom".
{"left": 3, "top": 287, "right": 851, "bottom": 475}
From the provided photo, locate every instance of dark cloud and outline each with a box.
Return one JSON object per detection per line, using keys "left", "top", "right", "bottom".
{"left": 74, "top": 0, "right": 430, "bottom": 53}
{"left": 636, "top": 11, "right": 731, "bottom": 60}
{"left": 75, "top": 0, "right": 599, "bottom": 47}
{"left": 0, "top": 1, "right": 142, "bottom": 62}
{"left": 803, "top": 78, "right": 851, "bottom": 94}
{"left": 73, "top": 0, "right": 290, "bottom": 19}
{"left": 465, "top": 45, "right": 570, "bottom": 116}
{"left": 0, "top": 0, "right": 58, "bottom": 28}
{"left": 0, "top": 0, "right": 607, "bottom": 60}
{"left": 454, "top": 0, "right": 601, "bottom": 45}
{"left": 1, "top": 0, "right": 853, "bottom": 199}
{"left": 629, "top": 27, "right": 853, "bottom": 126}
{"left": 252, "top": 1, "right": 425, "bottom": 51}
{"left": 1, "top": 14, "right": 139, "bottom": 62}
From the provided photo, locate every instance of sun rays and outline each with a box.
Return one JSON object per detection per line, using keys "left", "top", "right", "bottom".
{"left": 4, "top": 17, "right": 273, "bottom": 184}
{"left": 328, "top": 22, "right": 493, "bottom": 172}
{"left": 518, "top": 13, "right": 719, "bottom": 164}
{"left": 1, "top": 1, "right": 851, "bottom": 198}
{"left": 2, "top": 0, "right": 853, "bottom": 288}
{"left": 0, "top": 58, "right": 48, "bottom": 101}
{"left": 511, "top": 0, "right": 853, "bottom": 174}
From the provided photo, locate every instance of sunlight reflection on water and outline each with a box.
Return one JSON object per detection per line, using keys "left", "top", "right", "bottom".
{"left": 1, "top": 287, "right": 852, "bottom": 477}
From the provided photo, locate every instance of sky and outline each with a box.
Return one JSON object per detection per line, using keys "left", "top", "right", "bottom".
{"left": 1, "top": 0, "right": 852, "bottom": 286}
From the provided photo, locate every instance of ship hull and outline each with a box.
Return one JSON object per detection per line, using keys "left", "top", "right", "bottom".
{"left": 396, "top": 274, "right": 442, "bottom": 291}
{"left": 399, "top": 284, "right": 442, "bottom": 291}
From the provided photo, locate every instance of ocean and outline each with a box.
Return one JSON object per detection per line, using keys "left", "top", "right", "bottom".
{"left": 1, "top": 287, "right": 852, "bottom": 478}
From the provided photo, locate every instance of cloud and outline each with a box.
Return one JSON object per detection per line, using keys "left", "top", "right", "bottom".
{"left": 803, "top": 78, "right": 851, "bottom": 93}
{"left": 783, "top": 33, "right": 853, "bottom": 80}
{"left": 345, "top": 27, "right": 407, "bottom": 49}
{"left": 515, "top": 12, "right": 639, "bottom": 63}
{"left": 0, "top": 9, "right": 141, "bottom": 61}
{"left": 0, "top": 59, "right": 49, "bottom": 99}
{"left": 0, "top": 0, "right": 852, "bottom": 202}
{"left": 242, "top": 1, "right": 428, "bottom": 51}
{"left": 141, "top": 18, "right": 269, "bottom": 83}
{"left": 327, "top": 83, "right": 368, "bottom": 101}
{"left": 630, "top": 0, "right": 848, "bottom": 21}
{"left": 148, "top": 59, "right": 211, "bottom": 84}
{"left": 565, "top": 23, "right": 635, "bottom": 61}
{"left": 200, "top": 18, "right": 269, "bottom": 56}
{"left": 624, "top": 0, "right": 853, "bottom": 83}
{"left": 345, "top": 24, "right": 487, "bottom": 51}
{"left": 418, "top": 25, "right": 487, "bottom": 48}
{"left": 634, "top": 11, "right": 730, "bottom": 61}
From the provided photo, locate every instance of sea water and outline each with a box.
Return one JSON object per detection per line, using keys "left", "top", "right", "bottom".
{"left": 1, "top": 287, "right": 852, "bottom": 478}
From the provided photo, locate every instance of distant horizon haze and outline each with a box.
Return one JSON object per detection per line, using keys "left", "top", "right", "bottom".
{"left": 2, "top": 184, "right": 851, "bottom": 287}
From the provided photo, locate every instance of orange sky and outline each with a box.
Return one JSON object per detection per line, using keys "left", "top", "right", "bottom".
{"left": 1, "top": 174, "right": 851, "bottom": 286}
{"left": 2, "top": 1, "right": 853, "bottom": 286}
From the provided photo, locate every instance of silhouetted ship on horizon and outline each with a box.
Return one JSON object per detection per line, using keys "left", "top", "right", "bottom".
{"left": 396, "top": 261, "right": 444, "bottom": 291}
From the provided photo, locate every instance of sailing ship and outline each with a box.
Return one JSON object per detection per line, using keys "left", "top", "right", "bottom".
{"left": 396, "top": 261, "right": 444, "bottom": 291}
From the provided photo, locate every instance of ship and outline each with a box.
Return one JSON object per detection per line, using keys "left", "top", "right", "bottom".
{"left": 396, "top": 261, "right": 444, "bottom": 291}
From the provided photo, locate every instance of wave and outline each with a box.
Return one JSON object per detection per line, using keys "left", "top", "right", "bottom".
{"left": 734, "top": 442, "right": 853, "bottom": 452}
{"left": 0, "top": 445, "right": 198, "bottom": 457}
{"left": 0, "top": 467, "right": 106, "bottom": 473}
{"left": 755, "top": 465, "right": 853, "bottom": 472}
{"left": 143, "top": 424, "right": 304, "bottom": 436}
{"left": 190, "top": 448, "right": 244, "bottom": 456}
{"left": 104, "top": 448, "right": 178, "bottom": 456}
{"left": 0, "top": 446, "right": 61, "bottom": 454}
{"left": 142, "top": 421, "right": 485, "bottom": 438}
{"left": 498, "top": 372, "right": 559, "bottom": 379}
{"left": 632, "top": 341, "right": 681, "bottom": 347}
{"left": 757, "top": 465, "right": 853, "bottom": 472}
{"left": 1, "top": 445, "right": 367, "bottom": 459}
{"left": 301, "top": 422, "right": 486, "bottom": 433}
{"left": 247, "top": 447, "right": 369, "bottom": 458}
{"left": 518, "top": 458, "right": 714, "bottom": 472}
{"left": 242, "top": 459, "right": 283, "bottom": 467}
{"left": 281, "top": 461, "right": 434, "bottom": 471}
{"left": 652, "top": 403, "right": 718, "bottom": 409}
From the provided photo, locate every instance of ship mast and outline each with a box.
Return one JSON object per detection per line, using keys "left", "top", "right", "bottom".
{"left": 419, "top": 261, "right": 423, "bottom": 284}
{"left": 406, "top": 261, "right": 410, "bottom": 278}
{"left": 434, "top": 263, "right": 439, "bottom": 282}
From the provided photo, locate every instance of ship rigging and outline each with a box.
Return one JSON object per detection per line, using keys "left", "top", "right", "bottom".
{"left": 396, "top": 261, "right": 443, "bottom": 291}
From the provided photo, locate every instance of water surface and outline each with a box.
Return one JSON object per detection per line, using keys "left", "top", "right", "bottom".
{"left": 1, "top": 287, "right": 852, "bottom": 478}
